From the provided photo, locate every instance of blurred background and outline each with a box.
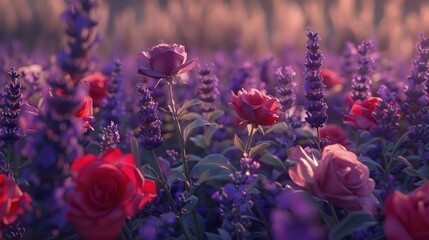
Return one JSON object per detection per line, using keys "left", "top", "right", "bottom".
{"left": 0, "top": 0, "right": 428, "bottom": 61}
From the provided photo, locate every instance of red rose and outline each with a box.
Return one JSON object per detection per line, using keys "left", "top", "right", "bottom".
{"left": 343, "top": 97, "right": 381, "bottom": 131}
{"left": 74, "top": 96, "right": 94, "bottom": 131}
{"left": 320, "top": 124, "right": 351, "bottom": 147}
{"left": 384, "top": 183, "right": 429, "bottom": 240}
{"left": 67, "top": 149, "right": 156, "bottom": 240}
{"left": 230, "top": 88, "right": 281, "bottom": 126}
{"left": 0, "top": 175, "right": 31, "bottom": 231}
{"left": 321, "top": 69, "right": 344, "bottom": 90}
{"left": 81, "top": 72, "right": 111, "bottom": 108}
{"left": 137, "top": 43, "right": 198, "bottom": 79}
{"left": 288, "top": 144, "right": 378, "bottom": 216}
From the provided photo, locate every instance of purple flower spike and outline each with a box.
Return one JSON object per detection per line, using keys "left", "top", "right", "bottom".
{"left": 137, "top": 43, "right": 198, "bottom": 80}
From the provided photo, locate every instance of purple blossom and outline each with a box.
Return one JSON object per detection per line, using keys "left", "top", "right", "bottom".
{"left": 99, "top": 121, "right": 120, "bottom": 153}
{"left": 137, "top": 86, "right": 163, "bottom": 150}
{"left": 371, "top": 85, "right": 400, "bottom": 141}
{"left": 1, "top": 68, "right": 22, "bottom": 144}
{"left": 102, "top": 60, "right": 124, "bottom": 127}
{"left": 351, "top": 40, "right": 375, "bottom": 101}
{"left": 275, "top": 66, "right": 297, "bottom": 112}
{"left": 341, "top": 41, "right": 357, "bottom": 77}
{"left": 198, "top": 65, "right": 219, "bottom": 113}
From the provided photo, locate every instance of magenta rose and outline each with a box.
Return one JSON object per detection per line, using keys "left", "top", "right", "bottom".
{"left": 288, "top": 144, "right": 378, "bottom": 216}
{"left": 343, "top": 97, "right": 381, "bottom": 131}
{"left": 137, "top": 43, "right": 198, "bottom": 79}
{"left": 230, "top": 88, "right": 281, "bottom": 126}
{"left": 384, "top": 183, "right": 429, "bottom": 240}
{"left": 67, "top": 149, "right": 157, "bottom": 240}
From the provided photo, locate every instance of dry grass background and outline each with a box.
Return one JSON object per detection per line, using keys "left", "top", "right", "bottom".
{"left": 0, "top": 0, "right": 428, "bottom": 60}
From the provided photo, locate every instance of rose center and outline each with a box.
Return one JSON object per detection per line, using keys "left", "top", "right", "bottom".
{"left": 150, "top": 51, "right": 183, "bottom": 75}
{"left": 89, "top": 177, "right": 122, "bottom": 208}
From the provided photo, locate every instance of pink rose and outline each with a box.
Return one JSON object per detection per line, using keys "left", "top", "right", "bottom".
{"left": 67, "top": 149, "right": 157, "bottom": 240}
{"left": 288, "top": 144, "right": 378, "bottom": 216}
{"left": 230, "top": 88, "right": 281, "bottom": 126}
{"left": 343, "top": 97, "right": 381, "bottom": 131}
{"left": 384, "top": 183, "right": 429, "bottom": 240}
{"left": 81, "top": 72, "right": 111, "bottom": 108}
{"left": 137, "top": 43, "right": 197, "bottom": 79}
{"left": 320, "top": 124, "right": 351, "bottom": 148}
{"left": 0, "top": 175, "right": 32, "bottom": 230}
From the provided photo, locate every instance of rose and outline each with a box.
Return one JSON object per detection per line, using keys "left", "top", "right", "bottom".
{"left": 67, "top": 149, "right": 157, "bottom": 240}
{"left": 288, "top": 144, "right": 378, "bottom": 216}
{"left": 0, "top": 175, "right": 31, "bottom": 232}
{"left": 230, "top": 88, "right": 281, "bottom": 126}
{"left": 137, "top": 43, "right": 197, "bottom": 79}
{"left": 81, "top": 72, "right": 111, "bottom": 108}
{"left": 74, "top": 95, "right": 94, "bottom": 131}
{"left": 320, "top": 124, "right": 350, "bottom": 147}
{"left": 343, "top": 97, "right": 381, "bottom": 131}
{"left": 321, "top": 69, "right": 344, "bottom": 90}
{"left": 384, "top": 183, "right": 429, "bottom": 240}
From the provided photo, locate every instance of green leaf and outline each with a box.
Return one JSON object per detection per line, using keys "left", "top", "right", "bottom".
{"left": 130, "top": 137, "right": 141, "bottom": 166}
{"left": 190, "top": 134, "right": 208, "bottom": 148}
{"left": 329, "top": 211, "right": 377, "bottom": 240}
{"left": 358, "top": 156, "right": 384, "bottom": 171}
{"left": 259, "top": 153, "right": 286, "bottom": 171}
{"left": 233, "top": 134, "right": 245, "bottom": 153}
{"left": 182, "top": 195, "right": 199, "bottom": 213}
{"left": 179, "top": 112, "right": 202, "bottom": 121}
{"left": 204, "top": 125, "right": 220, "bottom": 146}
{"left": 167, "top": 167, "right": 187, "bottom": 187}
{"left": 249, "top": 141, "right": 272, "bottom": 158}
{"left": 183, "top": 118, "right": 215, "bottom": 143}
{"left": 140, "top": 164, "right": 158, "bottom": 179}
{"left": 265, "top": 122, "right": 289, "bottom": 135}
{"left": 207, "top": 110, "right": 224, "bottom": 122}
{"left": 177, "top": 99, "right": 204, "bottom": 118}
{"left": 190, "top": 154, "right": 235, "bottom": 184}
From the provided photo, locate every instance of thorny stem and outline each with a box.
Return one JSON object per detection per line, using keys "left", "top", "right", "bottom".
{"left": 151, "top": 150, "right": 193, "bottom": 240}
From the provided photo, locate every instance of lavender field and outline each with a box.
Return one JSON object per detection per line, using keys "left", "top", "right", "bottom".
{"left": 1, "top": 0, "right": 429, "bottom": 239}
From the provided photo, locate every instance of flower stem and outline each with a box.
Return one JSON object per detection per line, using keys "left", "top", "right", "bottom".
{"left": 381, "top": 138, "right": 389, "bottom": 183}
{"left": 316, "top": 127, "right": 321, "bottom": 151}
{"left": 328, "top": 202, "right": 339, "bottom": 224}
{"left": 167, "top": 80, "right": 191, "bottom": 189}
{"left": 245, "top": 124, "right": 257, "bottom": 154}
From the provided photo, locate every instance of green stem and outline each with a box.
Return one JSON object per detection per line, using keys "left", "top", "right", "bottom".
{"left": 245, "top": 124, "right": 257, "bottom": 154}
{"left": 316, "top": 127, "right": 321, "bottom": 151}
{"left": 150, "top": 150, "right": 193, "bottom": 240}
{"left": 328, "top": 203, "right": 339, "bottom": 224}
{"left": 167, "top": 80, "right": 191, "bottom": 189}
{"left": 122, "top": 220, "right": 134, "bottom": 240}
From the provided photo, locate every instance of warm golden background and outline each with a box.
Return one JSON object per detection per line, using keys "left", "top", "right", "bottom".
{"left": 1, "top": 0, "right": 428, "bottom": 60}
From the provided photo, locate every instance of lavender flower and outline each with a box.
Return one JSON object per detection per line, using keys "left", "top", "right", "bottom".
{"left": 275, "top": 66, "right": 296, "bottom": 112}
{"left": 102, "top": 60, "right": 124, "bottom": 127}
{"left": 303, "top": 28, "right": 328, "bottom": 129}
{"left": 0, "top": 68, "right": 22, "bottom": 144}
{"left": 229, "top": 62, "right": 253, "bottom": 95}
{"left": 351, "top": 40, "right": 374, "bottom": 101}
{"left": 137, "top": 86, "right": 163, "bottom": 150}
{"left": 341, "top": 41, "right": 357, "bottom": 77}
{"left": 138, "top": 213, "right": 177, "bottom": 240}
{"left": 371, "top": 85, "right": 400, "bottom": 141}
{"left": 198, "top": 66, "right": 219, "bottom": 113}
{"left": 99, "top": 121, "right": 120, "bottom": 154}
{"left": 57, "top": 0, "right": 100, "bottom": 79}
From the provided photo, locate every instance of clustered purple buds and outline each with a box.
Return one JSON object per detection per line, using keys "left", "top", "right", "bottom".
{"left": 341, "top": 41, "right": 357, "bottom": 77}
{"left": 275, "top": 66, "right": 296, "bottom": 112}
{"left": 102, "top": 60, "right": 124, "bottom": 127}
{"left": 137, "top": 86, "right": 163, "bottom": 150}
{"left": 198, "top": 66, "right": 219, "bottom": 113}
{"left": 371, "top": 85, "right": 400, "bottom": 141}
{"left": 351, "top": 40, "right": 374, "bottom": 101}
{"left": 1, "top": 68, "right": 22, "bottom": 144}
{"left": 99, "top": 121, "right": 120, "bottom": 154}
{"left": 303, "top": 28, "right": 328, "bottom": 129}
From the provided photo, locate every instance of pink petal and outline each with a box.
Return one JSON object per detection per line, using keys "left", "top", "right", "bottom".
{"left": 173, "top": 57, "right": 198, "bottom": 75}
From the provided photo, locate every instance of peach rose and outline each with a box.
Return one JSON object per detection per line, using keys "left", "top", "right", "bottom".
{"left": 137, "top": 43, "right": 197, "bottom": 79}
{"left": 67, "top": 149, "right": 156, "bottom": 240}
{"left": 230, "top": 88, "right": 281, "bottom": 126}
{"left": 384, "top": 183, "right": 429, "bottom": 240}
{"left": 288, "top": 144, "right": 378, "bottom": 216}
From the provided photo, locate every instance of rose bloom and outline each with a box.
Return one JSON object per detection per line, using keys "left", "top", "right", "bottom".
{"left": 321, "top": 69, "right": 344, "bottom": 90}
{"left": 74, "top": 95, "right": 94, "bottom": 131}
{"left": 288, "top": 144, "right": 378, "bottom": 216}
{"left": 343, "top": 97, "right": 381, "bottom": 131}
{"left": 137, "top": 43, "right": 197, "bottom": 79}
{"left": 81, "top": 72, "right": 111, "bottom": 108}
{"left": 0, "top": 174, "right": 31, "bottom": 235}
{"left": 230, "top": 88, "right": 281, "bottom": 126}
{"left": 320, "top": 124, "right": 351, "bottom": 148}
{"left": 67, "top": 149, "right": 156, "bottom": 240}
{"left": 384, "top": 183, "right": 429, "bottom": 240}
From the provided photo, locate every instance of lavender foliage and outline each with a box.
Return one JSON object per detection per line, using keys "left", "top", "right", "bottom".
{"left": 99, "top": 121, "right": 120, "bottom": 153}
{"left": 351, "top": 40, "right": 374, "bottom": 101}
{"left": 198, "top": 66, "right": 219, "bottom": 113}
{"left": 0, "top": 68, "right": 22, "bottom": 144}
{"left": 137, "top": 86, "right": 163, "bottom": 150}
{"left": 275, "top": 66, "right": 296, "bottom": 112}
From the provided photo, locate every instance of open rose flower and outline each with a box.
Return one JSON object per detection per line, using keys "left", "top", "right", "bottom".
{"left": 0, "top": 174, "right": 32, "bottom": 234}
{"left": 67, "top": 149, "right": 157, "bottom": 240}
{"left": 137, "top": 43, "right": 197, "bottom": 79}
{"left": 343, "top": 97, "right": 381, "bottom": 131}
{"left": 74, "top": 95, "right": 94, "bottom": 131}
{"left": 321, "top": 69, "right": 344, "bottom": 91}
{"left": 384, "top": 183, "right": 429, "bottom": 240}
{"left": 288, "top": 144, "right": 378, "bottom": 216}
{"left": 230, "top": 88, "right": 281, "bottom": 126}
{"left": 81, "top": 72, "right": 111, "bottom": 108}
